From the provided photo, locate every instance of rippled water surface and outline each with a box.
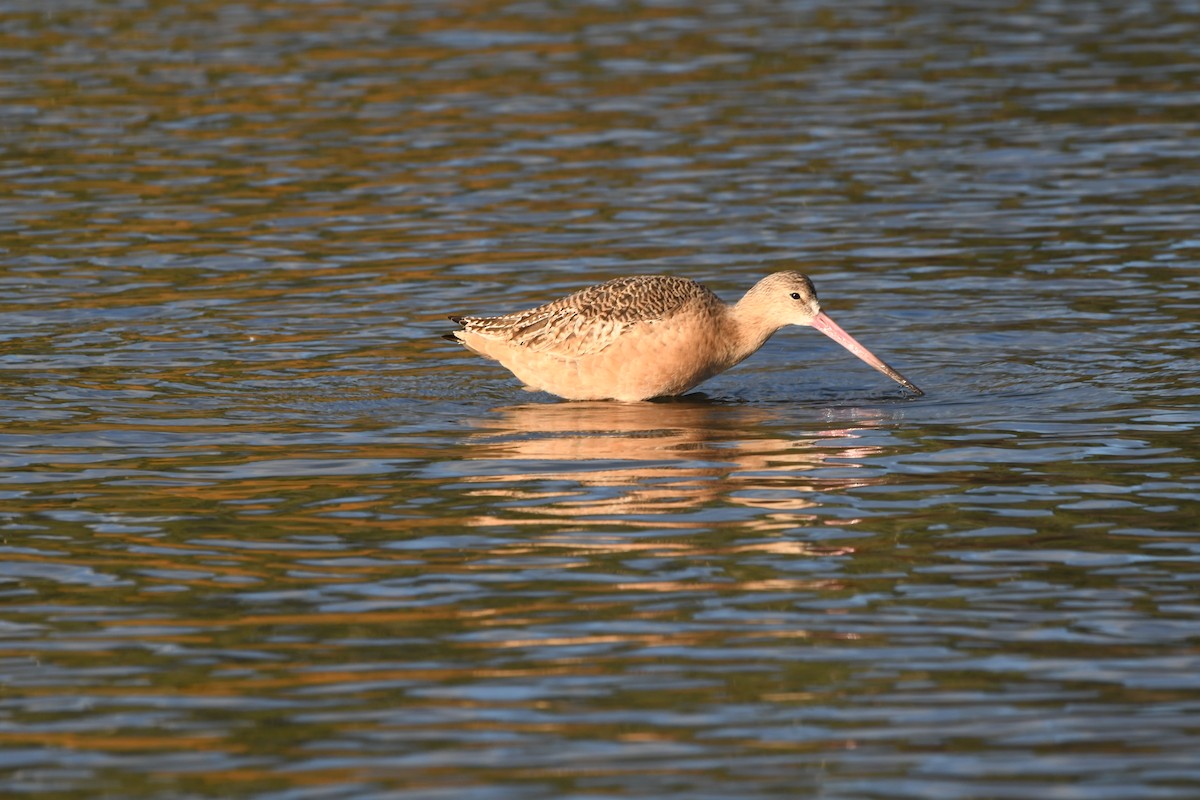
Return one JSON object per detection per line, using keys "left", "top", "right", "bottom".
{"left": 2, "top": 1, "right": 1199, "bottom": 797}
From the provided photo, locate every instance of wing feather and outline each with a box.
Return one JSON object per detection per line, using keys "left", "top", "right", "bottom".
{"left": 452, "top": 275, "right": 717, "bottom": 358}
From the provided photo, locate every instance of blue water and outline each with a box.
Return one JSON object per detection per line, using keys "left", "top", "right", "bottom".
{"left": 1, "top": 1, "right": 1198, "bottom": 797}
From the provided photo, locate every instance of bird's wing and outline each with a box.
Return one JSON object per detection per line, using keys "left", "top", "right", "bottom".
{"left": 456, "top": 275, "right": 716, "bottom": 359}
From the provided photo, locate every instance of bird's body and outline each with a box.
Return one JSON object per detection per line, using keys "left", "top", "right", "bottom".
{"left": 445, "top": 271, "right": 922, "bottom": 402}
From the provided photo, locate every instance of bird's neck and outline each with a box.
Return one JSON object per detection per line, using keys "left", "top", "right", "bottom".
{"left": 723, "top": 300, "right": 783, "bottom": 366}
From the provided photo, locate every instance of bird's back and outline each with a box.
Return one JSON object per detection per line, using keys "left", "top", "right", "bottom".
{"left": 454, "top": 275, "right": 722, "bottom": 359}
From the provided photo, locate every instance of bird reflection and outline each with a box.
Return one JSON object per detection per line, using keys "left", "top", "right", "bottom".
{"left": 455, "top": 399, "right": 892, "bottom": 547}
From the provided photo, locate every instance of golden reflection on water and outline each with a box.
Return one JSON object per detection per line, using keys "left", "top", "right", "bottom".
{"left": 459, "top": 400, "right": 888, "bottom": 543}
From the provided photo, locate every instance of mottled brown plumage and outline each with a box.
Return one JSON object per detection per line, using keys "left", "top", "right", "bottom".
{"left": 444, "top": 272, "right": 921, "bottom": 402}
{"left": 449, "top": 276, "right": 722, "bottom": 359}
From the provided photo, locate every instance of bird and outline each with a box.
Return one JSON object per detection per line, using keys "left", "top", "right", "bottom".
{"left": 443, "top": 271, "right": 922, "bottom": 402}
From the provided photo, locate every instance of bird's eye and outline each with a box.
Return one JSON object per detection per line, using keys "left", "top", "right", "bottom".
{"left": 790, "top": 292, "right": 802, "bottom": 300}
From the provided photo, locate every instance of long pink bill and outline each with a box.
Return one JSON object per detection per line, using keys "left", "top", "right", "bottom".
{"left": 809, "top": 311, "right": 924, "bottom": 396}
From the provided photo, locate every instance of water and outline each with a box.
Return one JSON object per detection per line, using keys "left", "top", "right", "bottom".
{"left": 2, "top": 1, "right": 1199, "bottom": 797}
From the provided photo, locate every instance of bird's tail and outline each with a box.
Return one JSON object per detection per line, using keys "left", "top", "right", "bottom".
{"left": 442, "top": 315, "right": 465, "bottom": 343}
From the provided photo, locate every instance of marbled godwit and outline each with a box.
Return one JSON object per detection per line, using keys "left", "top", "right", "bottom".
{"left": 444, "top": 271, "right": 922, "bottom": 402}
